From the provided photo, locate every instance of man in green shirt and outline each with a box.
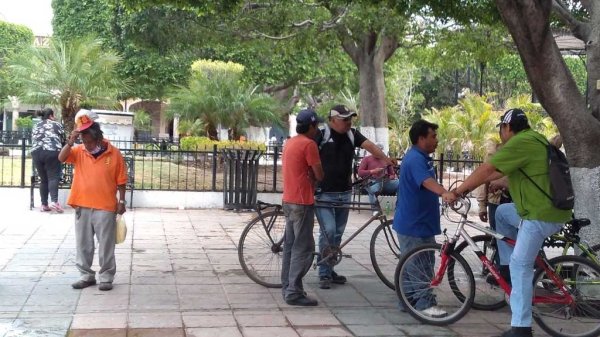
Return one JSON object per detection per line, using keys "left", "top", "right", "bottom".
{"left": 445, "top": 108, "right": 571, "bottom": 337}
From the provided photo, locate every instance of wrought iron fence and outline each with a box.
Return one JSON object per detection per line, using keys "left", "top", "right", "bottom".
{"left": 0, "top": 137, "right": 482, "bottom": 193}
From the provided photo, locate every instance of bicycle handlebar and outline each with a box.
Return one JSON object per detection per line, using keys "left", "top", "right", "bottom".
{"left": 444, "top": 196, "right": 471, "bottom": 217}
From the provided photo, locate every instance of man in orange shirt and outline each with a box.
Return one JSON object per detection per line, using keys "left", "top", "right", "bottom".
{"left": 281, "top": 108, "right": 324, "bottom": 306}
{"left": 58, "top": 110, "right": 127, "bottom": 291}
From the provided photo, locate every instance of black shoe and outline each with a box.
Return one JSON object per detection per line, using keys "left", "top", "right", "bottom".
{"left": 331, "top": 271, "right": 347, "bottom": 284}
{"left": 285, "top": 295, "right": 318, "bottom": 306}
{"left": 319, "top": 277, "right": 331, "bottom": 289}
{"left": 71, "top": 279, "right": 97, "bottom": 289}
{"left": 497, "top": 327, "right": 533, "bottom": 337}
{"left": 98, "top": 282, "right": 113, "bottom": 291}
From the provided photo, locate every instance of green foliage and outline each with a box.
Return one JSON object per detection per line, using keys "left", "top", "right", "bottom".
{"left": 179, "top": 136, "right": 266, "bottom": 151}
{"left": 178, "top": 119, "right": 205, "bottom": 137}
{"left": 168, "top": 59, "right": 283, "bottom": 140}
{"left": 8, "top": 37, "right": 129, "bottom": 132}
{"left": 422, "top": 92, "right": 499, "bottom": 158}
{"left": 15, "top": 116, "right": 34, "bottom": 130}
{"left": 0, "top": 21, "right": 34, "bottom": 99}
{"left": 133, "top": 110, "right": 152, "bottom": 131}
{"left": 418, "top": 92, "right": 560, "bottom": 158}
{"left": 52, "top": 0, "right": 113, "bottom": 41}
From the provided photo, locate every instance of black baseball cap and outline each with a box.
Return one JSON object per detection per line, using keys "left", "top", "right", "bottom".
{"left": 497, "top": 108, "right": 529, "bottom": 128}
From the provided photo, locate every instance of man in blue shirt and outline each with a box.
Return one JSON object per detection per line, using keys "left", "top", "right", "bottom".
{"left": 393, "top": 119, "right": 454, "bottom": 317}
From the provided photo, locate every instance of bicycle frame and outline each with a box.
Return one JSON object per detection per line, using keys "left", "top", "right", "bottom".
{"left": 436, "top": 200, "right": 576, "bottom": 307}
{"left": 313, "top": 198, "right": 390, "bottom": 265}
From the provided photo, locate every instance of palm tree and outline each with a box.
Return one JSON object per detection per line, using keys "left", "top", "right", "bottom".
{"left": 9, "top": 37, "right": 128, "bottom": 132}
{"left": 167, "top": 59, "right": 283, "bottom": 140}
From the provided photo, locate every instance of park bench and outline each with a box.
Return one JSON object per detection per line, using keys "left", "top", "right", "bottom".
{"left": 30, "top": 156, "right": 135, "bottom": 210}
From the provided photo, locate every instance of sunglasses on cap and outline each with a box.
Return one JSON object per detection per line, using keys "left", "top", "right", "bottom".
{"left": 335, "top": 116, "right": 353, "bottom": 122}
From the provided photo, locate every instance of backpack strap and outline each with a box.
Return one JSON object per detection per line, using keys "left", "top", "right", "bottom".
{"left": 318, "top": 124, "right": 355, "bottom": 150}
{"left": 518, "top": 135, "right": 552, "bottom": 202}
{"left": 318, "top": 125, "right": 330, "bottom": 150}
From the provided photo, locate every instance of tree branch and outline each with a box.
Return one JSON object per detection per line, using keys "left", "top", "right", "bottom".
{"left": 552, "top": 0, "right": 591, "bottom": 41}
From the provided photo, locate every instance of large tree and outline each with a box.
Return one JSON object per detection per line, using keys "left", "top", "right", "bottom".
{"left": 120, "top": 1, "right": 433, "bottom": 148}
{"left": 491, "top": 0, "right": 600, "bottom": 240}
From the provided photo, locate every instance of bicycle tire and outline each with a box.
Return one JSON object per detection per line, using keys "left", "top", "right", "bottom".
{"left": 453, "top": 235, "right": 506, "bottom": 311}
{"left": 581, "top": 243, "right": 600, "bottom": 266}
{"left": 238, "top": 210, "right": 286, "bottom": 288}
{"left": 370, "top": 220, "right": 400, "bottom": 290}
{"left": 533, "top": 255, "right": 600, "bottom": 337}
{"left": 394, "top": 243, "right": 475, "bottom": 325}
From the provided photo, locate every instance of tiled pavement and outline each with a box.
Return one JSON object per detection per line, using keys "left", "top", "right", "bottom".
{"left": 0, "top": 205, "right": 553, "bottom": 337}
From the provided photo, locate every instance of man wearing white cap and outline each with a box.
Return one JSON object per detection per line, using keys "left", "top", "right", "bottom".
{"left": 58, "top": 110, "right": 128, "bottom": 291}
{"left": 315, "top": 104, "right": 395, "bottom": 289}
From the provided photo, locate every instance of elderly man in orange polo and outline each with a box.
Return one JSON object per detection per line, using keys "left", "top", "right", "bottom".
{"left": 58, "top": 110, "right": 127, "bottom": 291}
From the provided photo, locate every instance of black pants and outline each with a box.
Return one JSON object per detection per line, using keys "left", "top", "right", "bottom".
{"left": 32, "top": 150, "right": 61, "bottom": 205}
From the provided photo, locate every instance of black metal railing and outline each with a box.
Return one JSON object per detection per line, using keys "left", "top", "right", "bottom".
{"left": 0, "top": 137, "right": 482, "bottom": 193}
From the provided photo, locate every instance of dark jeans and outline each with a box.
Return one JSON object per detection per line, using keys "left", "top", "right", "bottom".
{"left": 489, "top": 203, "right": 500, "bottom": 265}
{"left": 281, "top": 203, "right": 315, "bottom": 300}
{"left": 32, "top": 150, "right": 61, "bottom": 205}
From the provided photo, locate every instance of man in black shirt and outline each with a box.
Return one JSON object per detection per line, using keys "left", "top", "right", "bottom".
{"left": 315, "top": 105, "right": 395, "bottom": 289}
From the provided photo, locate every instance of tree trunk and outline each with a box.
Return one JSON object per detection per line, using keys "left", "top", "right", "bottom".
{"left": 61, "top": 105, "right": 78, "bottom": 135}
{"left": 357, "top": 52, "right": 388, "bottom": 148}
{"left": 338, "top": 31, "right": 398, "bottom": 153}
{"left": 495, "top": 0, "right": 600, "bottom": 242}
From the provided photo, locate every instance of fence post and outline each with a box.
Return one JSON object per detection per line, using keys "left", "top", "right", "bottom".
{"left": 272, "top": 144, "right": 279, "bottom": 192}
{"left": 20, "top": 137, "right": 27, "bottom": 188}
{"left": 438, "top": 153, "right": 444, "bottom": 185}
{"left": 211, "top": 144, "right": 218, "bottom": 191}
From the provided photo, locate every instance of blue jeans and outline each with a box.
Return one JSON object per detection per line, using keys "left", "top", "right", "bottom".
{"left": 398, "top": 234, "right": 437, "bottom": 310}
{"left": 495, "top": 203, "right": 562, "bottom": 327}
{"left": 366, "top": 179, "right": 399, "bottom": 205}
{"left": 315, "top": 191, "right": 351, "bottom": 278}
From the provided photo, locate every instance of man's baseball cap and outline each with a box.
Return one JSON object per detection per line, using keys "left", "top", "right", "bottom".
{"left": 296, "top": 108, "right": 324, "bottom": 125}
{"left": 497, "top": 108, "right": 529, "bottom": 128}
{"left": 329, "top": 105, "right": 357, "bottom": 119}
{"left": 74, "top": 109, "right": 98, "bottom": 131}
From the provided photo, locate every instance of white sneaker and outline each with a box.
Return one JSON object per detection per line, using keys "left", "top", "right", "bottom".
{"left": 420, "top": 306, "right": 448, "bottom": 318}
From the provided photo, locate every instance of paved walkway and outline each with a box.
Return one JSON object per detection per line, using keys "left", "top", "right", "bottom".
{"left": 0, "top": 206, "right": 552, "bottom": 337}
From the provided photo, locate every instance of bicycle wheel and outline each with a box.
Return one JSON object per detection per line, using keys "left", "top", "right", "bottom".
{"left": 453, "top": 235, "right": 506, "bottom": 311}
{"left": 394, "top": 243, "right": 475, "bottom": 325}
{"left": 238, "top": 210, "right": 285, "bottom": 288}
{"left": 370, "top": 220, "right": 400, "bottom": 290}
{"left": 533, "top": 255, "right": 600, "bottom": 337}
{"left": 581, "top": 243, "right": 600, "bottom": 266}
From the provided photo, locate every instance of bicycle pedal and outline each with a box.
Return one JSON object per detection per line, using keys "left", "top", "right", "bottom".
{"left": 342, "top": 254, "right": 352, "bottom": 259}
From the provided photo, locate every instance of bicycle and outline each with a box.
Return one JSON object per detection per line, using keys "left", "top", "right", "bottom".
{"left": 394, "top": 197, "right": 600, "bottom": 337}
{"left": 237, "top": 176, "right": 400, "bottom": 289}
{"left": 449, "top": 205, "right": 597, "bottom": 311}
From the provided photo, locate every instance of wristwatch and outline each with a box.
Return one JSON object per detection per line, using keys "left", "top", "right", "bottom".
{"left": 118, "top": 199, "right": 126, "bottom": 206}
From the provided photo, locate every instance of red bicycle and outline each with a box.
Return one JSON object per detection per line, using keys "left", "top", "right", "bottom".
{"left": 394, "top": 197, "right": 600, "bottom": 337}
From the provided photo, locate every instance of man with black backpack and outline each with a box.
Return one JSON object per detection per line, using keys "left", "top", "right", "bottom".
{"left": 315, "top": 105, "right": 395, "bottom": 289}
{"left": 445, "top": 108, "right": 573, "bottom": 337}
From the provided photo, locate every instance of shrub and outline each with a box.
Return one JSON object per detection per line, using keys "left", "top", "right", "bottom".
{"left": 180, "top": 136, "right": 266, "bottom": 151}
